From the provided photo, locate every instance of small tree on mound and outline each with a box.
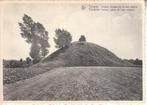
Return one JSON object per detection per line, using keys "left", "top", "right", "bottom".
{"left": 79, "top": 35, "right": 86, "bottom": 42}
{"left": 54, "top": 29, "right": 72, "bottom": 48}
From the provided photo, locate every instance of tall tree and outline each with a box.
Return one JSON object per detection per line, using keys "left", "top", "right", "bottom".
{"left": 19, "top": 14, "right": 50, "bottom": 63}
{"left": 54, "top": 29, "right": 72, "bottom": 48}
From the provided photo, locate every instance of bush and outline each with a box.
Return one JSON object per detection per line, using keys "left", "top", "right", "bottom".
{"left": 33, "top": 58, "right": 41, "bottom": 64}
{"left": 124, "top": 58, "right": 142, "bottom": 66}
{"left": 26, "top": 57, "right": 32, "bottom": 64}
{"left": 3, "top": 59, "right": 31, "bottom": 68}
{"left": 134, "top": 59, "right": 142, "bottom": 65}
{"left": 79, "top": 35, "right": 86, "bottom": 42}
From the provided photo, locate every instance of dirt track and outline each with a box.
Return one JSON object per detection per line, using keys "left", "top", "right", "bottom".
{"left": 4, "top": 66, "right": 142, "bottom": 100}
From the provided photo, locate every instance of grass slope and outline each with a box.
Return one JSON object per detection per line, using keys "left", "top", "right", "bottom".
{"left": 43, "top": 42, "right": 133, "bottom": 66}
{"left": 3, "top": 61, "right": 65, "bottom": 84}
{"left": 4, "top": 66, "right": 142, "bottom": 100}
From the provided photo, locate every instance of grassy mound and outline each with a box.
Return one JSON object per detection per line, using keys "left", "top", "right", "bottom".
{"left": 43, "top": 41, "right": 133, "bottom": 66}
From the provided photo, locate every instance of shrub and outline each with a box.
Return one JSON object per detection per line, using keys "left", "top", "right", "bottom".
{"left": 79, "top": 35, "right": 86, "bottom": 42}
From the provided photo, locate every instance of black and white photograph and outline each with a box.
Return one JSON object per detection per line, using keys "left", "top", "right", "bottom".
{"left": 1, "top": 1, "right": 144, "bottom": 101}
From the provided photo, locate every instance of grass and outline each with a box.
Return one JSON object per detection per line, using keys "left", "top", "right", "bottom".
{"left": 4, "top": 66, "right": 142, "bottom": 100}
{"left": 43, "top": 42, "right": 134, "bottom": 66}
{"left": 3, "top": 60, "right": 65, "bottom": 84}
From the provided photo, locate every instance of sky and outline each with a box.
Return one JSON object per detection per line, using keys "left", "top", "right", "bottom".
{"left": 2, "top": 3, "right": 143, "bottom": 60}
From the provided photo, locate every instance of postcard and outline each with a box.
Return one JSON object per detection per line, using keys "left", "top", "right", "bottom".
{"left": 0, "top": 0, "right": 146, "bottom": 105}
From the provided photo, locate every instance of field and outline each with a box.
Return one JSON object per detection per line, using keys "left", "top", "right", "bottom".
{"left": 3, "top": 61, "right": 64, "bottom": 84}
{"left": 4, "top": 66, "right": 142, "bottom": 100}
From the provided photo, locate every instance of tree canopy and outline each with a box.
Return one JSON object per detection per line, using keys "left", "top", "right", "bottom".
{"left": 79, "top": 35, "right": 86, "bottom": 42}
{"left": 19, "top": 14, "right": 50, "bottom": 63}
{"left": 54, "top": 29, "right": 72, "bottom": 48}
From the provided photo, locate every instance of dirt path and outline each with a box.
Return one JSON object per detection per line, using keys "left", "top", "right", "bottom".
{"left": 4, "top": 66, "right": 142, "bottom": 100}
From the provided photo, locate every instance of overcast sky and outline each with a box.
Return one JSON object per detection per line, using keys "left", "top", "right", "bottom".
{"left": 2, "top": 3, "right": 142, "bottom": 60}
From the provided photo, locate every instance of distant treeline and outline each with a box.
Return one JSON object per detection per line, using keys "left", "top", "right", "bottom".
{"left": 124, "top": 58, "right": 142, "bottom": 66}
{"left": 3, "top": 58, "right": 142, "bottom": 68}
{"left": 3, "top": 57, "right": 32, "bottom": 68}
